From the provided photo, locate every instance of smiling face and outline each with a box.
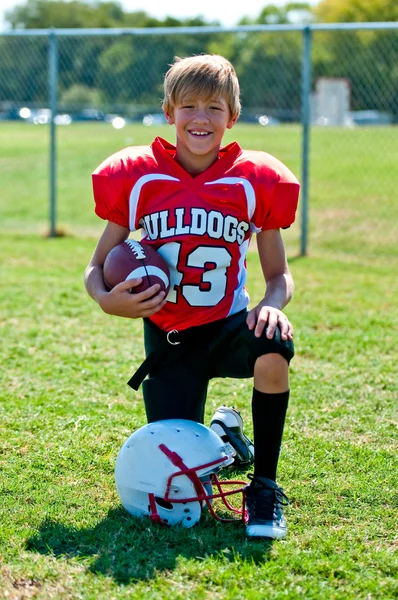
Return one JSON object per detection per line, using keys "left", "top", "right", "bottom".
{"left": 165, "top": 95, "right": 238, "bottom": 175}
{"left": 162, "top": 55, "right": 241, "bottom": 175}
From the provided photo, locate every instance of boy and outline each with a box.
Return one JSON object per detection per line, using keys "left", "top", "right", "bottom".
{"left": 84, "top": 54, "right": 299, "bottom": 539}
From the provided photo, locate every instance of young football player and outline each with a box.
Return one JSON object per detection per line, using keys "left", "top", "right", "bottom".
{"left": 84, "top": 54, "right": 300, "bottom": 539}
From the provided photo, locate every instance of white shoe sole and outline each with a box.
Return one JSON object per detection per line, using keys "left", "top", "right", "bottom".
{"left": 210, "top": 408, "right": 254, "bottom": 465}
{"left": 246, "top": 523, "right": 287, "bottom": 539}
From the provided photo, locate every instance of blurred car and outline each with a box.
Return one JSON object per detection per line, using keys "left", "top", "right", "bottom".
{"left": 26, "top": 109, "right": 71, "bottom": 125}
{"left": 71, "top": 109, "right": 105, "bottom": 122}
{"left": 257, "top": 115, "right": 280, "bottom": 126}
{"left": 30, "top": 109, "right": 50, "bottom": 124}
{"left": 0, "top": 106, "right": 32, "bottom": 121}
{"left": 348, "top": 110, "right": 393, "bottom": 126}
{"left": 142, "top": 113, "right": 167, "bottom": 126}
{"left": 55, "top": 113, "right": 72, "bottom": 125}
{"left": 105, "top": 113, "right": 127, "bottom": 129}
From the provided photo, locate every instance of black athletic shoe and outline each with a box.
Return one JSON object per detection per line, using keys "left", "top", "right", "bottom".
{"left": 210, "top": 406, "right": 255, "bottom": 468}
{"left": 244, "top": 474, "right": 289, "bottom": 539}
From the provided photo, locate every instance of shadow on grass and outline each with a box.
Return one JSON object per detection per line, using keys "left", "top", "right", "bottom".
{"left": 26, "top": 507, "right": 273, "bottom": 584}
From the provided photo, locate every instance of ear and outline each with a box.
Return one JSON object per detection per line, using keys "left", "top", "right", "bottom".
{"left": 227, "top": 113, "right": 239, "bottom": 130}
{"left": 164, "top": 108, "right": 175, "bottom": 125}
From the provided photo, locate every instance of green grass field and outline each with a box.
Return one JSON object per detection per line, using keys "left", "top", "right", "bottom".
{"left": 1, "top": 123, "right": 397, "bottom": 599}
{"left": 1, "top": 121, "right": 397, "bottom": 257}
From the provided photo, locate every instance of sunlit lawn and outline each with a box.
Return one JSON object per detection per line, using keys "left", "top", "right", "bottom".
{"left": 1, "top": 122, "right": 397, "bottom": 599}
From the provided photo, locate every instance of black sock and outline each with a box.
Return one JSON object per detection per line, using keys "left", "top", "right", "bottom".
{"left": 252, "top": 388, "right": 290, "bottom": 482}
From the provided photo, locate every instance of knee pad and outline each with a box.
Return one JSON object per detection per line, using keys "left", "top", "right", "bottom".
{"left": 247, "top": 327, "right": 294, "bottom": 370}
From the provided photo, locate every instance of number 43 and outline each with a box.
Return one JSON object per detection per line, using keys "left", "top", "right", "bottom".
{"left": 159, "top": 242, "right": 232, "bottom": 307}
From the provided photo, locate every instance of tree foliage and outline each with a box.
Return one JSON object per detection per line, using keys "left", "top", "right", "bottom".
{"left": 1, "top": 1, "right": 397, "bottom": 119}
{"left": 248, "top": 2, "right": 313, "bottom": 25}
{"left": 5, "top": 0, "right": 218, "bottom": 29}
{"left": 314, "top": 0, "right": 398, "bottom": 23}
{"left": 6, "top": 0, "right": 125, "bottom": 29}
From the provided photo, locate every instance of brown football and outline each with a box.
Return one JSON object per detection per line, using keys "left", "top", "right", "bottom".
{"left": 103, "top": 239, "right": 170, "bottom": 295}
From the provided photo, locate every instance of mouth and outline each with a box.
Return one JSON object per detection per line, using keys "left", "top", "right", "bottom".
{"left": 189, "top": 130, "right": 211, "bottom": 137}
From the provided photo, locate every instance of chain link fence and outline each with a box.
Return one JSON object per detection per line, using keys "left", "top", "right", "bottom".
{"left": 0, "top": 24, "right": 397, "bottom": 258}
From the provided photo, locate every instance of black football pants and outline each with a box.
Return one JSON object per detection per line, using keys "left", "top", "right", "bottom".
{"left": 141, "top": 309, "right": 294, "bottom": 423}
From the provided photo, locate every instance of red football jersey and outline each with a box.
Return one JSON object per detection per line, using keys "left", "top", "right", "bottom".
{"left": 92, "top": 137, "right": 299, "bottom": 332}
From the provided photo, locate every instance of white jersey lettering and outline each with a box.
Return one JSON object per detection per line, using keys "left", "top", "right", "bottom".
{"left": 139, "top": 207, "right": 249, "bottom": 246}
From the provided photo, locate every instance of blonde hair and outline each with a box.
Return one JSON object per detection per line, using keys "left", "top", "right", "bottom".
{"left": 162, "top": 54, "right": 241, "bottom": 118}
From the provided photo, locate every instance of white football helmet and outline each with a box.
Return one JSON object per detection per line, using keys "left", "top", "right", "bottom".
{"left": 115, "top": 419, "right": 248, "bottom": 528}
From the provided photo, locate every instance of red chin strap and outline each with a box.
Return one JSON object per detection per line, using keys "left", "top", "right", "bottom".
{"left": 148, "top": 493, "right": 163, "bottom": 524}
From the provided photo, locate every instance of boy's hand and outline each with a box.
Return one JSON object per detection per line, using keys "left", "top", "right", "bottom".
{"left": 99, "top": 278, "right": 167, "bottom": 319}
{"left": 246, "top": 303, "right": 294, "bottom": 341}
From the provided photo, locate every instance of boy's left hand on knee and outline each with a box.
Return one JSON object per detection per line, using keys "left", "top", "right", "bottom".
{"left": 247, "top": 305, "right": 294, "bottom": 341}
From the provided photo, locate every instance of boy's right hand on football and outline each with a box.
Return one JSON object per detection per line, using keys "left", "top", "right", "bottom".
{"left": 99, "top": 278, "right": 167, "bottom": 319}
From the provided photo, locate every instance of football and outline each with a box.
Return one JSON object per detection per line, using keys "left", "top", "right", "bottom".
{"left": 103, "top": 239, "right": 170, "bottom": 295}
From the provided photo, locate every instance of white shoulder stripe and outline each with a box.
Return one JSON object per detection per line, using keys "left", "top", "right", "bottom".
{"left": 129, "top": 174, "right": 179, "bottom": 231}
{"left": 205, "top": 177, "right": 256, "bottom": 220}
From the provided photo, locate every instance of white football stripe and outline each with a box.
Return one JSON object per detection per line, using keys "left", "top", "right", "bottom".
{"left": 126, "top": 266, "right": 169, "bottom": 287}
{"left": 129, "top": 174, "right": 180, "bottom": 231}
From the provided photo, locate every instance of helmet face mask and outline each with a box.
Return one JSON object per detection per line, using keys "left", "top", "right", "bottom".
{"left": 115, "top": 419, "right": 248, "bottom": 528}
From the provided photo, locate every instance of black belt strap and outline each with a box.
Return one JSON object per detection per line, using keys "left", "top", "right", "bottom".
{"left": 127, "top": 310, "right": 247, "bottom": 391}
{"left": 127, "top": 327, "right": 198, "bottom": 391}
{"left": 128, "top": 334, "right": 183, "bottom": 390}
{"left": 127, "top": 351, "right": 161, "bottom": 390}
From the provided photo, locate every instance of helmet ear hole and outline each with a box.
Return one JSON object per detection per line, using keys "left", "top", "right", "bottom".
{"left": 155, "top": 497, "right": 173, "bottom": 510}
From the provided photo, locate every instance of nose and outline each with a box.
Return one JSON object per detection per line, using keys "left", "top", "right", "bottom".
{"left": 192, "top": 108, "right": 209, "bottom": 123}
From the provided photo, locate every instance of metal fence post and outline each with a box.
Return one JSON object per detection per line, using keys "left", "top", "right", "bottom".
{"left": 48, "top": 28, "right": 58, "bottom": 237}
{"left": 300, "top": 25, "right": 312, "bottom": 256}
{"left": 2, "top": 23, "right": 397, "bottom": 256}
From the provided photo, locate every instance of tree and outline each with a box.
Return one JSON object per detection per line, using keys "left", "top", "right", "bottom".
{"left": 4, "top": 0, "right": 219, "bottom": 29}
{"left": 314, "top": 0, "right": 398, "bottom": 23}
{"left": 235, "top": 31, "right": 302, "bottom": 118}
{"left": 60, "top": 83, "right": 102, "bottom": 107}
{"left": 239, "top": 2, "right": 313, "bottom": 25}
{"left": 5, "top": 0, "right": 125, "bottom": 29}
{"left": 311, "top": 1, "right": 398, "bottom": 118}
{"left": 2, "top": 0, "right": 222, "bottom": 113}
{"left": 2, "top": 0, "right": 396, "bottom": 119}
{"left": 0, "top": 35, "right": 48, "bottom": 105}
